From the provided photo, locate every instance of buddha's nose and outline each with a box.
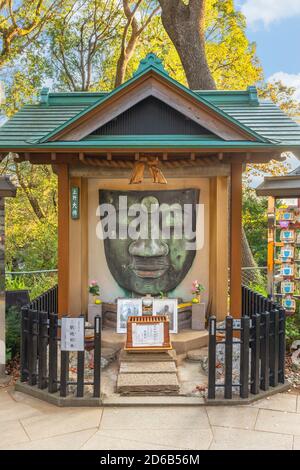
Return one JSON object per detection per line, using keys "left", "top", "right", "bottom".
{"left": 129, "top": 238, "right": 169, "bottom": 257}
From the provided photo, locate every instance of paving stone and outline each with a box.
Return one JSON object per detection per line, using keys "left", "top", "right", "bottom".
{"left": 3, "top": 428, "right": 97, "bottom": 450}
{"left": 100, "top": 406, "right": 210, "bottom": 430}
{"left": 255, "top": 409, "right": 300, "bottom": 436}
{"left": 293, "top": 435, "right": 300, "bottom": 449}
{"left": 210, "top": 426, "right": 293, "bottom": 450}
{"left": 81, "top": 431, "right": 179, "bottom": 450}
{"left": 20, "top": 408, "right": 103, "bottom": 440}
{"left": 0, "top": 419, "right": 30, "bottom": 449}
{"left": 251, "top": 392, "right": 297, "bottom": 413}
{"left": 117, "top": 372, "right": 179, "bottom": 394}
{"left": 119, "top": 349, "right": 176, "bottom": 363}
{"left": 83, "top": 428, "right": 212, "bottom": 450}
{"left": 119, "top": 361, "right": 176, "bottom": 374}
{"left": 206, "top": 406, "right": 259, "bottom": 430}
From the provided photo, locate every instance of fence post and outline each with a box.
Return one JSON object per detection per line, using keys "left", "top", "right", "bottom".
{"left": 60, "top": 350, "right": 69, "bottom": 397}
{"left": 270, "top": 309, "right": 280, "bottom": 387}
{"left": 240, "top": 315, "right": 250, "bottom": 398}
{"left": 27, "top": 309, "right": 38, "bottom": 386}
{"left": 208, "top": 316, "right": 216, "bottom": 399}
{"left": 225, "top": 315, "right": 233, "bottom": 399}
{"left": 260, "top": 311, "right": 270, "bottom": 391}
{"left": 251, "top": 313, "right": 261, "bottom": 394}
{"left": 278, "top": 308, "right": 286, "bottom": 384}
{"left": 48, "top": 313, "right": 58, "bottom": 393}
{"left": 20, "top": 307, "right": 29, "bottom": 382}
{"left": 93, "top": 315, "right": 101, "bottom": 398}
{"left": 38, "top": 311, "right": 48, "bottom": 389}
{"left": 77, "top": 316, "right": 85, "bottom": 398}
{"left": 60, "top": 315, "right": 69, "bottom": 397}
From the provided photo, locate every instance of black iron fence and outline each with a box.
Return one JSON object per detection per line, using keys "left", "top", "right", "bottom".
{"left": 208, "top": 286, "right": 286, "bottom": 400}
{"left": 20, "top": 285, "right": 102, "bottom": 399}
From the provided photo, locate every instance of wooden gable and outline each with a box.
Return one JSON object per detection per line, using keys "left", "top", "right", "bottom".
{"left": 89, "top": 97, "right": 215, "bottom": 137}
{"left": 47, "top": 71, "right": 258, "bottom": 143}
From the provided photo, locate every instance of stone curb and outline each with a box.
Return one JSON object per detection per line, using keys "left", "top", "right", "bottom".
{"left": 15, "top": 381, "right": 291, "bottom": 407}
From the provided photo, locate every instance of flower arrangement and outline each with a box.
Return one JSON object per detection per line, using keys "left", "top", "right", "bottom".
{"left": 88, "top": 280, "right": 100, "bottom": 298}
{"left": 192, "top": 280, "right": 205, "bottom": 303}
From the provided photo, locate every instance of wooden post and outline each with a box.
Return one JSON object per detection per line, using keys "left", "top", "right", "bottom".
{"left": 57, "top": 164, "right": 69, "bottom": 316}
{"left": 267, "top": 196, "right": 275, "bottom": 298}
{"left": 230, "top": 162, "right": 242, "bottom": 318}
{"left": 0, "top": 197, "right": 5, "bottom": 377}
{"left": 209, "top": 176, "right": 229, "bottom": 320}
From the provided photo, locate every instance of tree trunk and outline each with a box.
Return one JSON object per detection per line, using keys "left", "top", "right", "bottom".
{"left": 158, "top": 0, "right": 259, "bottom": 285}
{"left": 158, "top": 0, "right": 215, "bottom": 89}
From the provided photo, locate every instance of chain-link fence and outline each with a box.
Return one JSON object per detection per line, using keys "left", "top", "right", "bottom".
{"left": 241, "top": 266, "right": 268, "bottom": 295}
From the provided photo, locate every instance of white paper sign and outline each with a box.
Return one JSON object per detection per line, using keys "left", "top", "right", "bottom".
{"left": 132, "top": 322, "right": 164, "bottom": 347}
{"left": 61, "top": 317, "right": 85, "bottom": 351}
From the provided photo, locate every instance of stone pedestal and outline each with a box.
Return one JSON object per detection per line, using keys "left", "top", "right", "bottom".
{"left": 192, "top": 303, "right": 206, "bottom": 330}
{"left": 88, "top": 303, "right": 102, "bottom": 325}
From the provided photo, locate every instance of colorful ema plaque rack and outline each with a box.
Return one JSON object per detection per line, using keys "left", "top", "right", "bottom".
{"left": 270, "top": 203, "right": 300, "bottom": 314}
{"left": 125, "top": 315, "right": 172, "bottom": 352}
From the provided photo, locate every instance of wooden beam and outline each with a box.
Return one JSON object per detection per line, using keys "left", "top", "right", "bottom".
{"left": 57, "top": 164, "right": 69, "bottom": 316}
{"left": 230, "top": 161, "right": 243, "bottom": 318}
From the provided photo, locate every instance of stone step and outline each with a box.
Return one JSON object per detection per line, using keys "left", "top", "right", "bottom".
{"left": 119, "top": 361, "right": 177, "bottom": 374}
{"left": 117, "top": 372, "right": 180, "bottom": 395}
{"left": 119, "top": 349, "right": 177, "bottom": 363}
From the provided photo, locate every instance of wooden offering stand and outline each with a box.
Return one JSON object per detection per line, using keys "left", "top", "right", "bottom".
{"left": 125, "top": 315, "right": 172, "bottom": 352}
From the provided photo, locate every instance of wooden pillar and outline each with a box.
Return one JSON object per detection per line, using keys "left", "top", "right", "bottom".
{"left": 209, "top": 176, "right": 229, "bottom": 320}
{"left": 0, "top": 197, "right": 5, "bottom": 376}
{"left": 267, "top": 196, "right": 275, "bottom": 298}
{"left": 230, "top": 162, "right": 242, "bottom": 318}
{"left": 68, "top": 177, "right": 88, "bottom": 316}
{"left": 57, "top": 164, "right": 69, "bottom": 315}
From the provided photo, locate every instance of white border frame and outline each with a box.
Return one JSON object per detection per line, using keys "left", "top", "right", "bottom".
{"left": 152, "top": 298, "right": 178, "bottom": 334}
{"left": 117, "top": 298, "right": 143, "bottom": 333}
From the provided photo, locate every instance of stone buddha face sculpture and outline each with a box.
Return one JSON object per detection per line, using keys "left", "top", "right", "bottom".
{"left": 99, "top": 189, "right": 199, "bottom": 295}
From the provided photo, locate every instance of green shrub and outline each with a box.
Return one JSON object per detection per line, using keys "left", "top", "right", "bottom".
{"left": 5, "top": 306, "right": 21, "bottom": 360}
{"left": 286, "top": 315, "right": 300, "bottom": 349}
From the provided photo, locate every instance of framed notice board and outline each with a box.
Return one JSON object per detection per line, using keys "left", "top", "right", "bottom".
{"left": 125, "top": 315, "right": 172, "bottom": 352}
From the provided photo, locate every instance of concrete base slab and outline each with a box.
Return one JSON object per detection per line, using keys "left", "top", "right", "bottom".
{"left": 171, "top": 329, "right": 208, "bottom": 354}
{"left": 102, "top": 329, "right": 208, "bottom": 355}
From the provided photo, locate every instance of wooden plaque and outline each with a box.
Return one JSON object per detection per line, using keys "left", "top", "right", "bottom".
{"left": 125, "top": 315, "right": 172, "bottom": 352}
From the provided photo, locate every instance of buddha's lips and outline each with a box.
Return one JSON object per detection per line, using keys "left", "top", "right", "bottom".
{"left": 132, "top": 255, "right": 169, "bottom": 278}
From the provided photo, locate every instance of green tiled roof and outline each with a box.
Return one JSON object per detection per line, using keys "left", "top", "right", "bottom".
{"left": 0, "top": 53, "right": 300, "bottom": 151}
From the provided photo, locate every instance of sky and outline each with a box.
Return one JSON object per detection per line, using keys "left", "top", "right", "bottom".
{"left": 236, "top": 0, "right": 300, "bottom": 179}
{"left": 237, "top": 0, "right": 300, "bottom": 99}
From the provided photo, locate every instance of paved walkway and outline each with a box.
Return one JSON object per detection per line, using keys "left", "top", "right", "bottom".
{"left": 1, "top": 387, "right": 300, "bottom": 450}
